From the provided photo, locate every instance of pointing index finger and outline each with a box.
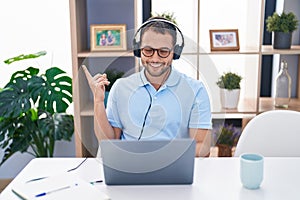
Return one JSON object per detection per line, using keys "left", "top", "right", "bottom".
{"left": 82, "top": 65, "right": 92, "bottom": 79}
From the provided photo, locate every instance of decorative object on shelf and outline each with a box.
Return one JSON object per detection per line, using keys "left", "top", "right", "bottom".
{"left": 90, "top": 24, "right": 127, "bottom": 51}
{"left": 266, "top": 11, "right": 299, "bottom": 49}
{"left": 209, "top": 29, "right": 240, "bottom": 51}
{"left": 274, "top": 60, "right": 292, "bottom": 108}
{"left": 104, "top": 68, "right": 125, "bottom": 107}
{"left": 0, "top": 51, "right": 74, "bottom": 166}
{"left": 152, "top": 11, "right": 178, "bottom": 25}
{"left": 216, "top": 72, "right": 242, "bottom": 109}
{"left": 213, "top": 124, "right": 241, "bottom": 157}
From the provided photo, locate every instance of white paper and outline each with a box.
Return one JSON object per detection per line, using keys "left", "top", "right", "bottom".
{"left": 11, "top": 173, "right": 110, "bottom": 200}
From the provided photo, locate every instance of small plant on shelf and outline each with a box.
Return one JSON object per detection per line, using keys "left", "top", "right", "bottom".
{"left": 152, "top": 11, "right": 178, "bottom": 25}
{"left": 216, "top": 72, "right": 242, "bottom": 109}
{"left": 104, "top": 69, "right": 125, "bottom": 92}
{"left": 216, "top": 72, "right": 242, "bottom": 90}
{"left": 103, "top": 68, "right": 125, "bottom": 107}
{"left": 266, "top": 11, "right": 298, "bottom": 33}
{"left": 266, "top": 11, "right": 299, "bottom": 49}
{"left": 213, "top": 124, "right": 241, "bottom": 157}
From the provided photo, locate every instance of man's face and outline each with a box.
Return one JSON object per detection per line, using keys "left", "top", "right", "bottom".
{"left": 140, "top": 29, "right": 174, "bottom": 79}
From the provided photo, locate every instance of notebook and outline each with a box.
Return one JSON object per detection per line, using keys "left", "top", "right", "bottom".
{"left": 100, "top": 138, "right": 196, "bottom": 185}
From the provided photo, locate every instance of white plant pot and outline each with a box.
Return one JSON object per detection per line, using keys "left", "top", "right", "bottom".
{"left": 220, "top": 89, "right": 240, "bottom": 109}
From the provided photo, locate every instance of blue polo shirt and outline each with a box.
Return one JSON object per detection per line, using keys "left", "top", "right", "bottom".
{"left": 106, "top": 67, "right": 212, "bottom": 140}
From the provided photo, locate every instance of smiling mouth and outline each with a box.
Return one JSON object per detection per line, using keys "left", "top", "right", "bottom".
{"left": 149, "top": 62, "right": 163, "bottom": 68}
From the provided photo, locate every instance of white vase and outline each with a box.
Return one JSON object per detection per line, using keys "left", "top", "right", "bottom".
{"left": 220, "top": 89, "right": 240, "bottom": 109}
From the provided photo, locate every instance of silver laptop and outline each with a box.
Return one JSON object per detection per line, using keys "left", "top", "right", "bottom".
{"left": 100, "top": 138, "right": 196, "bottom": 185}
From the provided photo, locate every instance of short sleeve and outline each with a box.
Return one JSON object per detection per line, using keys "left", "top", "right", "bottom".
{"left": 188, "top": 83, "right": 212, "bottom": 129}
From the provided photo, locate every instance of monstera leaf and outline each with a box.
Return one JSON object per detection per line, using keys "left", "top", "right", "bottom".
{"left": 9, "top": 67, "right": 39, "bottom": 82}
{"left": 4, "top": 51, "right": 46, "bottom": 65}
{"left": 36, "top": 111, "right": 74, "bottom": 156}
{"left": 28, "top": 67, "right": 72, "bottom": 114}
{"left": 0, "top": 67, "right": 39, "bottom": 118}
{"left": 0, "top": 112, "right": 35, "bottom": 165}
{"left": 37, "top": 111, "right": 74, "bottom": 141}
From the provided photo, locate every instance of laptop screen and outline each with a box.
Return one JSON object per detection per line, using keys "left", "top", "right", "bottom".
{"left": 100, "top": 139, "right": 196, "bottom": 185}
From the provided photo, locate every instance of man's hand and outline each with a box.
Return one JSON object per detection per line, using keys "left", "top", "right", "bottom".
{"left": 82, "top": 65, "right": 110, "bottom": 103}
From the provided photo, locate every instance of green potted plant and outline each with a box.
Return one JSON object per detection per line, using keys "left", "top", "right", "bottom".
{"left": 213, "top": 124, "right": 241, "bottom": 157}
{"left": 216, "top": 72, "right": 242, "bottom": 109}
{"left": 103, "top": 68, "right": 124, "bottom": 107}
{"left": 266, "top": 11, "right": 299, "bottom": 49}
{"left": 152, "top": 11, "right": 178, "bottom": 25}
{"left": 0, "top": 51, "right": 74, "bottom": 165}
{"left": 104, "top": 69, "right": 125, "bottom": 92}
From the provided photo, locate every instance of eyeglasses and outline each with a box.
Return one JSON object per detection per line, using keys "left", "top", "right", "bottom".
{"left": 141, "top": 46, "right": 172, "bottom": 58}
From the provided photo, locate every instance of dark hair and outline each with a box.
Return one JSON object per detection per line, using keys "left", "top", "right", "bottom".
{"left": 140, "top": 17, "right": 177, "bottom": 46}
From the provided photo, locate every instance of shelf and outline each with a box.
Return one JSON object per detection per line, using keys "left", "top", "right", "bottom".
{"left": 261, "top": 45, "right": 300, "bottom": 55}
{"left": 81, "top": 98, "right": 259, "bottom": 117}
{"left": 78, "top": 51, "right": 134, "bottom": 58}
{"left": 212, "top": 98, "right": 257, "bottom": 115}
{"left": 259, "top": 97, "right": 300, "bottom": 112}
{"left": 199, "top": 47, "right": 259, "bottom": 55}
{"left": 80, "top": 103, "right": 94, "bottom": 116}
{"left": 212, "top": 113, "right": 256, "bottom": 119}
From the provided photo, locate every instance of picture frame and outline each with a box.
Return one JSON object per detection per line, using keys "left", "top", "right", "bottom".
{"left": 209, "top": 29, "right": 240, "bottom": 51}
{"left": 90, "top": 24, "right": 127, "bottom": 51}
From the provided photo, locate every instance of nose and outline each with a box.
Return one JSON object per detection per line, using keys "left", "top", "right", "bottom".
{"left": 151, "top": 50, "right": 161, "bottom": 60}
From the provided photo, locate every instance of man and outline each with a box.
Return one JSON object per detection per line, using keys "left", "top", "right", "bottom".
{"left": 83, "top": 17, "right": 212, "bottom": 157}
{"left": 106, "top": 30, "right": 115, "bottom": 45}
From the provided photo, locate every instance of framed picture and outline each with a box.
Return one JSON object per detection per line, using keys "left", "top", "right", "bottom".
{"left": 90, "top": 24, "right": 127, "bottom": 51}
{"left": 209, "top": 29, "right": 240, "bottom": 51}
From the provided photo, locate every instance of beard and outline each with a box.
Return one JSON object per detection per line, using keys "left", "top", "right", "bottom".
{"left": 142, "top": 60, "right": 171, "bottom": 79}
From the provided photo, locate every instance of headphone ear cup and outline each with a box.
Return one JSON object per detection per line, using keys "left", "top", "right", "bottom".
{"left": 133, "top": 41, "right": 141, "bottom": 57}
{"left": 173, "top": 44, "right": 183, "bottom": 60}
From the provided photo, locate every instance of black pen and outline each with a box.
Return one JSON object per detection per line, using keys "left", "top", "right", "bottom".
{"left": 90, "top": 180, "right": 103, "bottom": 185}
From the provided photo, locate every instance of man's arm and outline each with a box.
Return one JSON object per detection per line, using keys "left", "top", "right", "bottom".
{"left": 82, "top": 65, "right": 120, "bottom": 140}
{"left": 189, "top": 128, "right": 211, "bottom": 157}
{"left": 94, "top": 101, "right": 121, "bottom": 140}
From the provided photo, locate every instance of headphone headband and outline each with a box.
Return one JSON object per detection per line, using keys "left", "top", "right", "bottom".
{"left": 133, "top": 18, "right": 184, "bottom": 60}
{"left": 138, "top": 19, "right": 181, "bottom": 35}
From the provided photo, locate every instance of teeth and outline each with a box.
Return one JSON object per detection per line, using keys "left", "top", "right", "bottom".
{"left": 150, "top": 63, "right": 162, "bottom": 68}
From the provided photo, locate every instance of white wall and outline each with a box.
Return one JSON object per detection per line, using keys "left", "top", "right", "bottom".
{"left": 0, "top": 0, "right": 75, "bottom": 178}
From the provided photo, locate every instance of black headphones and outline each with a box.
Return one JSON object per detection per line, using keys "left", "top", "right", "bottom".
{"left": 133, "top": 18, "right": 185, "bottom": 60}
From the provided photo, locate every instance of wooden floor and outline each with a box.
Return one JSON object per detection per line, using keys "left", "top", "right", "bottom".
{"left": 0, "top": 179, "right": 12, "bottom": 193}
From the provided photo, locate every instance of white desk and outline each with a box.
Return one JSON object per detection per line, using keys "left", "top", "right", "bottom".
{"left": 1, "top": 157, "right": 300, "bottom": 200}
